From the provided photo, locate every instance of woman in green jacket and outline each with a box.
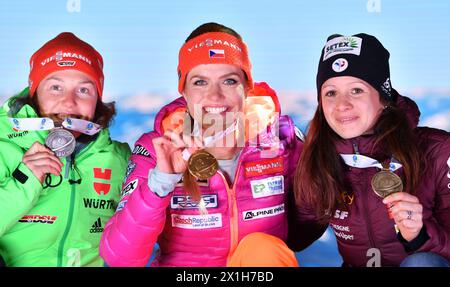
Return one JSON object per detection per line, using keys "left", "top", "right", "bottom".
{"left": 0, "top": 32, "right": 130, "bottom": 266}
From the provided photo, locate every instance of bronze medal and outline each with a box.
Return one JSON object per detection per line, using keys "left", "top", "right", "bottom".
{"left": 187, "top": 150, "right": 219, "bottom": 180}
{"left": 371, "top": 169, "right": 403, "bottom": 198}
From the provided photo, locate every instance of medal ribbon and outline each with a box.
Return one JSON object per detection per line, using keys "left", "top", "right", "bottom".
{"left": 340, "top": 154, "right": 402, "bottom": 172}
{"left": 182, "top": 121, "right": 238, "bottom": 161}
{"left": 9, "top": 117, "right": 101, "bottom": 135}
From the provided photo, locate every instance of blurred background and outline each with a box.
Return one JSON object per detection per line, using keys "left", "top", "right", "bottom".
{"left": 1, "top": 0, "right": 449, "bottom": 266}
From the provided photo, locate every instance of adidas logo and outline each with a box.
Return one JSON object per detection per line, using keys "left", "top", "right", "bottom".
{"left": 90, "top": 217, "right": 104, "bottom": 233}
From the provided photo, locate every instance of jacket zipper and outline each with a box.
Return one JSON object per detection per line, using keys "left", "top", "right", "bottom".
{"left": 222, "top": 148, "right": 250, "bottom": 265}
{"left": 362, "top": 163, "right": 378, "bottom": 266}
{"left": 352, "top": 140, "right": 378, "bottom": 264}
{"left": 218, "top": 171, "right": 238, "bottom": 265}
{"left": 57, "top": 156, "right": 77, "bottom": 267}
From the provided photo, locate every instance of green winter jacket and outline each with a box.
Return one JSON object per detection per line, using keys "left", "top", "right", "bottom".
{"left": 0, "top": 93, "right": 131, "bottom": 267}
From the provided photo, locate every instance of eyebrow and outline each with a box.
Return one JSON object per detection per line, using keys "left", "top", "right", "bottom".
{"left": 79, "top": 80, "right": 95, "bottom": 85}
{"left": 188, "top": 72, "right": 241, "bottom": 80}
{"left": 322, "top": 81, "right": 367, "bottom": 89}
{"left": 219, "top": 72, "right": 241, "bottom": 78}
{"left": 44, "top": 77, "right": 94, "bottom": 85}
{"left": 45, "top": 76, "right": 64, "bottom": 82}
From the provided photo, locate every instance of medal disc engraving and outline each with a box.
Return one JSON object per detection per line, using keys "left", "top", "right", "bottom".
{"left": 45, "top": 128, "right": 76, "bottom": 158}
{"left": 371, "top": 170, "right": 403, "bottom": 198}
{"left": 188, "top": 150, "right": 218, "bottom": 180}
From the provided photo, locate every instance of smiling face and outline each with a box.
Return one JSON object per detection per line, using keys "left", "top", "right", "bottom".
{"left": 321, "top": 76, "right": 385, "bottom": 139}
{"left": 36, "top": 69, "right": 98, "bottom": 122}
{"left": 183, "top": 64, "right": 247, "bottom": 131}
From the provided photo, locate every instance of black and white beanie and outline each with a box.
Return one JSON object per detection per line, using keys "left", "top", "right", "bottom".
{"left": 316, "top": 33, "right": 395, "bottom": 102}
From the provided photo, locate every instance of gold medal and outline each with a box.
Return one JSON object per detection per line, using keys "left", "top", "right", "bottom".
{"left": 371, "top": 169, "right": 403, "bottom": 198}
{"left": 187, "top": 150, "right": 219, "bottom": 180}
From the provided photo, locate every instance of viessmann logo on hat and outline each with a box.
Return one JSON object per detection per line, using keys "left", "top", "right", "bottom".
{"left": 323, "top": 36, "right": 363, "bottom": 61}
{"left": 186, "top": 38, "right": 243, "bottom": 53}
{"left": 40, "top": 50, "right": 93, "bottom": 67}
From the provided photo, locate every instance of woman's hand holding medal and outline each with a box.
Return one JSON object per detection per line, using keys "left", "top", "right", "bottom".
{"left": 153, "top": 129, "right": 203, "bottom": 174}
{"left": 383, "top": 192, "right": 424, "bottom": 242}
{"left": 22, "top": 142, "right": 63, "bottom": 184}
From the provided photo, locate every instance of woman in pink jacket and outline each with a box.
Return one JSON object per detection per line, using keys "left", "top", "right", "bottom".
{"left": 99, "top": 22, "right": 303, "bottom": 267}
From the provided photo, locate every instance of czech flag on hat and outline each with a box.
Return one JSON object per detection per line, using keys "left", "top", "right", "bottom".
{"left": 209, "top": 49, "right": 225, "bottom": 58}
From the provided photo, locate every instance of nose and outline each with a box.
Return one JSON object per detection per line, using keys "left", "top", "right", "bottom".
{"left": 205, "top": 82, "right": 225, "bottom": 101}
{"left": 335, "top": 94, "right": 352, "bottom": 112}
{"left": 61, "top": 90, "right": 77, "bottom": 112}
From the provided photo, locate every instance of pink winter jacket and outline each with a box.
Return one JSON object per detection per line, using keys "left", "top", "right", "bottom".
{"left": 100, "top": 97, "right": 303, "bottom": 266}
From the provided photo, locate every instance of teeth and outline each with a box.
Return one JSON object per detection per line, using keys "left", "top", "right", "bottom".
{"left": 204, "top": 107, "right": 227, "bottom": 114}
{"left": 338, "top": 117, "right": 356, "bottom": 123}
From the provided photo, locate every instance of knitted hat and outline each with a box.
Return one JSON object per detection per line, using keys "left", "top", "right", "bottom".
{"left": 28, "top": 32, "right": 104, "bottom": 98}
{"left": 316, "top": 33, "right": 395, "bottom": 101}
{"left": 177, "top": 32, "right": 253, "bottom": 94}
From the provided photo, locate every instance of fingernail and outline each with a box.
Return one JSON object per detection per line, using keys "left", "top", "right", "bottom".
{"left": 388, "top": 210, "right": 394, "bottom": 219}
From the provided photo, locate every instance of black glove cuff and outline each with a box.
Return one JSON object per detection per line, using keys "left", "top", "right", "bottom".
{"left": 397, "top": 225, "right": 430, "bottom": 253}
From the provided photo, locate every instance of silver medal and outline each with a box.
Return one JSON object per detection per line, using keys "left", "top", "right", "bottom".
{"left": 45, "top": 128, "right": 76, "bottom": 158}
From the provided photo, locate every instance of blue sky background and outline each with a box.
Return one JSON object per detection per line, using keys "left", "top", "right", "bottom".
{"left": 1, "top": 0, "right": 449, "bottom": 266}
{"left": 1, "top": 0, "right": 450, "bottom": 95}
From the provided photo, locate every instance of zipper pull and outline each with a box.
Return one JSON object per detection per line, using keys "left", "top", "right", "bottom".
{"left": 352, "top": 142, "right": 360, "bottom": 155}
{"left": 64, "top": 156, "right": 71, "bottom": 179}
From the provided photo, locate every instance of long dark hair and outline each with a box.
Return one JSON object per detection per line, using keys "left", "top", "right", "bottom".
{"left": 294, "top": 97, "right": 421, "bottom": 222}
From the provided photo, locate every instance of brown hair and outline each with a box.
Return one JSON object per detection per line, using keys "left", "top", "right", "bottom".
{"left": 185, "top": 22, "right": 242, "bottom": 43}
{"left": 294, "top": 98, "right": 421, "bottom": 222}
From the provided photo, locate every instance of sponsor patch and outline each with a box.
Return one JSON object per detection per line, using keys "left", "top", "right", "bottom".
{"left": 171, "top": 213, "right": 222, "bottom": 229}
{"left": 121, "top": 179, "right": 139, "bottom": 197}
{"left": 18, "top": 215, "right": 57, "bottom": 224}
{"left": 57, "top": 60, "right": 76, "bottom": 67}
{"left": 209, "top": 49, "right": 225, "bottom": 58}
{"left": 93, "top": 168, "right": 112, "bottom": 196}
{"left": 7, "top": 130, "right": 29, "bottom": 139}
{"left": 132, "top": 144, "right": 150, "bottom": 157}
{"left": 123, "top": 160, "right": 136, "bottom": 184}
{"left": 323, "top": 36, "right": 362, "bottom": 61}
{"left": 171, "top": 194, "right": 218, "bottom": 209}
{"left": 83, "top": 198, "right": 115, "bottom": 210}
{"left": 90, "top": 217, "right": 104, "bottom": 233}
{"left": 250, "top": 176, "right": 284, "bottom": 198}
{"left": 116, "top": 200, "right": 127, "bottom": 212}
{"left": 332, "top": 58, "right": 348, "bottom": 73}
{"left": 40, "top": 50, "right": 92, "bottom": 66}
{"left": 244, "top": 157, "right": 284, "bottom": 178}
{"left": 242, "top": 203, "right": 285, "bottom": 221}
{"left": 334, "top": 209, "right": 349, "bottom": 220}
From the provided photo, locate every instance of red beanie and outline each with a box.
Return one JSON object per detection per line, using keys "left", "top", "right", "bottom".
{"left": 177, "top": 32, "right": 253, "bottom": 94}
{"left": 28, "top": 32, "right": 104, "bottom": 98}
